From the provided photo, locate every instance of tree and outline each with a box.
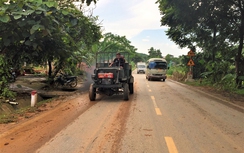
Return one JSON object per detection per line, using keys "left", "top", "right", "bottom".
{"left": 157, "top": 0, "right": 244, "bottom": 87}
{"left": 0, "top": 0, "right": 102, "bottom": 97}
{"left": 89, "top": 32, "right": 138, "bottom": 63}
{"left": 148, "top": 47, "right": 162, "bottom": 58}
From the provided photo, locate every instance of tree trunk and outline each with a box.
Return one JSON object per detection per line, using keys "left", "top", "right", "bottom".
{"left": 212, "top": 26, "right": 217, "bottom": 62}
{"left": 236, "top": 9, "right": 244, "bottom": 88}
{"left": 48, "top": 60, "right": 52, "bottom": 78}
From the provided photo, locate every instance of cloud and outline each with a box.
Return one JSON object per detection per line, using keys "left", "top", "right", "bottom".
{"left": 92, "top": 0, "right": 166, "bottom": 38}
{"left": 142, "top": 39, "right": 150, "bottom": 42}
{"left": 88, "top": 0, "right": 187, "bottom": 56}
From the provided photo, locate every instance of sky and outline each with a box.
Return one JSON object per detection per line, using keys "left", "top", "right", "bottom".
{"left": 86, "top": 0, "right": 189, "bottom": 57}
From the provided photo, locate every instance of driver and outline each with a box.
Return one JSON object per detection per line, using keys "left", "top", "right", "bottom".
{"left": 109, "top": 52, "right": 125, "bottom": 68}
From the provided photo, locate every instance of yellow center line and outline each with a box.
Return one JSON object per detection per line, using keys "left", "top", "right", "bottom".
{"left": 151, "top": 96, "right": 158, "bottom": 107}
{"left": 155, "top": 108, "right": 162, "bottom": 115}
{"left": 147, "top": 85, "right": 150, "bottom": 88}
{"left": 148, "top": 89, "right": 152, "bottom": 92}
{"left": 151, "top": 96, "right": 162, "bottom": 115}
{"left": 165, "top": 137, "right": 179, "bottom": 153}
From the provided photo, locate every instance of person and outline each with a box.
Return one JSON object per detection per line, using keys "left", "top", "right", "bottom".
{"left": 109, "top": 52, "right": 125, "bottom": 68}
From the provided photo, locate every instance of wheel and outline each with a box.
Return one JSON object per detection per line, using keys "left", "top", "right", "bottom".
{"left": 148, "top": 77, "right": 151, "bottom": 81}
{"left": 162, "top": 79, "right": 165, "bottom": 82}
{"left": 123, "top": 83, "right": 129, "bottom": 101}
{"left": 70, "top": 78, "right": 77, "bottom": 87}
{"left": 54, "top": 81, "right": 60, "bottom": 88}
{"left": 129, "top": 83, "right": 134, "bottom": 94}
{"left": 89, "top": 84, "right": 96, "bottom": 101}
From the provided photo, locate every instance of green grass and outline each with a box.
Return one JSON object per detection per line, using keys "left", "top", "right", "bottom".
{"left": 184, "top": 79, "right": 212, "bottom": 87}
{"left": 183, "top": 79, "right": 244, "bottom": 96}
{"left": 233, "top": 89, "right": 244, "bottom": 95}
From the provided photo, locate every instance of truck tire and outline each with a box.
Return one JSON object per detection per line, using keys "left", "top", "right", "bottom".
{"left": 129, "top": 83, "right": 134, "bottom": 94}
{"left": 89, "top": 84, "right": 96, "bottom": 101}
{"left": 123, "top": 83, "right": 129, "bottom": 101}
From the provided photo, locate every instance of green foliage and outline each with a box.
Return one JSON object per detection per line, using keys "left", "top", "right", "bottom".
{"left": 0, "top": 55, "right": 15, "bottom": 98}
{"left": 157, "top": 0, "right": 244, "bottom": 87}
{"left": 148, "top": 47, "right": 162, "bottom": 58}
{"left": 90, "top": 32, "right": 139, "bottom": 64}
{"left": 0, "top": 0, "right": 102, "bottom": 97}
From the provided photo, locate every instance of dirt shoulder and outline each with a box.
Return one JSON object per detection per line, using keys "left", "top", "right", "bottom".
{"left": 169, "top": 79, "right": 244, "bottom": 109}
{"left": 0, "top": 92, "right": 94, "bottom": 153}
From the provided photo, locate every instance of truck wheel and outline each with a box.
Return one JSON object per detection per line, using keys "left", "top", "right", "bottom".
{"left": 89, "top": 84, "right": 96, "bottom": 101}
{"left": 129, "top": 83, "right": 134, "bottom": 94}
{"left": 162, "top": 79, "right": 165, "bottom": 82}
{"left": 123, "top": 83, "right": 129, "bottom": 101}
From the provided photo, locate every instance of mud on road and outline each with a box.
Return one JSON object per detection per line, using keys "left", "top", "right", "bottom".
{"left": 0, "top": 83, "right": 136, "bottom": 153}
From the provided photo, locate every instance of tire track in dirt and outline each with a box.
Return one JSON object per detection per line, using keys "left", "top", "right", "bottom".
{"left": 110, "top": 81, "right": 137, "bottom": 153}
{"left": 80, "top": 82, "right": 137, "bottom": 153}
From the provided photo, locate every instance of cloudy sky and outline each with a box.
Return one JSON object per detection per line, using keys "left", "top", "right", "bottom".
{"left": 87, "top": 0, "right": 188, "bottom": 57}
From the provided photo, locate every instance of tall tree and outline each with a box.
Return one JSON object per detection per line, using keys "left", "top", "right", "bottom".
{"left": 157, "top": 0, "right": 244, "bottom": 87}
{"left": 0, "top": 0, "right": 102, "bottom": 97}
{"left": 148, "top": 47, "right": 162, "bottom": 58}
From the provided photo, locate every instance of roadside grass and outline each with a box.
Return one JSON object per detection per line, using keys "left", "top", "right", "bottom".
{"left": 183, "top": 79, "right": 244, "bottom": 96}
{"left": 233, "top": 89, "right": 244, "bottom": 95}
{"left": 0, "top": 98, "right": 54, "bottom": 124}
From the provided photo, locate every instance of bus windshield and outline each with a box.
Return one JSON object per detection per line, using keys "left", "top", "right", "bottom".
{"left": 148, "top": 61, "right": 167, "bottom": 69}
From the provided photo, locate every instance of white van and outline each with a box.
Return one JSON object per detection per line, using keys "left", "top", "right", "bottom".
{"left": 136, "top": 62, "right": 146, "bottom": 74}
{"left": 146, "top": 58, "right": 168, "bottom": 81}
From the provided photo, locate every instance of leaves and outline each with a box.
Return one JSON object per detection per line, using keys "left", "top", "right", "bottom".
{"left": 0, "top": 14, "right": 10, "bottom": 23}
{"left": 44, "top": 1, "right": 57, "bottom": 8}
{"left": 0, "top": 0, "right": 102, "bottom": 97}
{"left": 13, "top": 15, "right": 22, "bottom": 20}
{"left": 157, "top": 0, "right": 244, "bottom": 86}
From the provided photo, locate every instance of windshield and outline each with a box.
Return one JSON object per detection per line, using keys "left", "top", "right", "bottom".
{"left": 138, "top": 65, "right": 146, "bottom": 68}
{"left": 148, "top": 61, "right": 167, "bottom": 69}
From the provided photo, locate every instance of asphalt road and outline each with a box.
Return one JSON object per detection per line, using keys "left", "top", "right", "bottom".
{"left": 33, "top": 73, "right": 244, "bottom": 153}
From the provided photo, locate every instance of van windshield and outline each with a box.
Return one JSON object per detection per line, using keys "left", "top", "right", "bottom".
{"left": 149, "top": 61, "right": 167, "bottom": 69}
{"left": 138, "top": 65, "right": 146, "bottom": 68}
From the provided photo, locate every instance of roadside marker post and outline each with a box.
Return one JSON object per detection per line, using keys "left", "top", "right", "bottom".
{"left": 31, "top": 90, "right": 38, "bottom": 107}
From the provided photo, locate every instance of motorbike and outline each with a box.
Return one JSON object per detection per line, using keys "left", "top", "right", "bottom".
{"left": 9, "top": 68, "right": 16, "bottom": 82}
{"left": 54, "top": 73, "right": 78, "bottom": 88}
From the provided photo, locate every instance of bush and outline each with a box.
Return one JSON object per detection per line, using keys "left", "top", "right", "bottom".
{"left": 168, "top": 66, "right": 188, "bottom": 81}
{"left": 0, "top": 55, "right": 16, "bottom": 98}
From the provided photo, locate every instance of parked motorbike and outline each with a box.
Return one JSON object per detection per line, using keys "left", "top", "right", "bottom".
{"left": 54, "top": 73, "right": 77, "bottom": 88}
{"left": 9, "top": 68, "right": 16, "bottom": 82}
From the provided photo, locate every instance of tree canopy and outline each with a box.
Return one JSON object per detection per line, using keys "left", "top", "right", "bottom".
{"left": 148, "top": 47, "right": 162, "bottom": 58}
{"left": 157, "top": 0, "right": 244, "bottom": 87}
{"left": 0, "top": 0, "right": 102, "bottom": 97}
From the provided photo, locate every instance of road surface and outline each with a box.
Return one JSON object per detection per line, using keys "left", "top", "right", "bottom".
{"left": 1, "top": 74, "right": 244, "bottom": 153}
